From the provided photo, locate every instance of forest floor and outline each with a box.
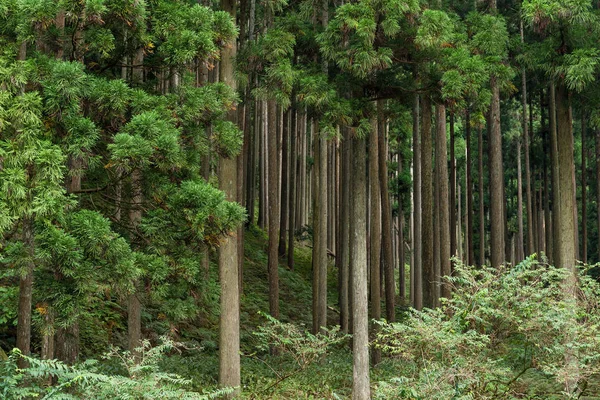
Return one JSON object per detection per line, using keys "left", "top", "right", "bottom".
{"left": 156, "top": 229, "right": 600, "bottom": 399}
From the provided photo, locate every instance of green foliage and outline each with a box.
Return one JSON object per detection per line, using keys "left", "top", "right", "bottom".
{"left": 376, "top": 258, "right": 600, "bottom": 399}
{"left": 0, "top": 338, "right": 234, "bottom": 399}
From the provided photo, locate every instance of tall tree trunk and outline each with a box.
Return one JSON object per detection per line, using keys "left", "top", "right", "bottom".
{"left": 219, "top": 0, "right": 241, "bottom": 391}
{"left": 478, "top": 126, "right": 485, "bottom": 267}
{"left": 550, "top": 83, "right": 561, "bottom": 266}
{"left": 412, "top": 94, "right": 422, "bottom": 309}
{"left": 350, "top": 136, "right": 370, "bottom": 400}
{"left": 339, "top": 127, "right": 350, "bottom": 332}
{"left": 312, "top": 120, "right": 328, "bottom": 333}
{"left": 436, "top": 104, "right": 451, "bottom": 300}
{"left": 267, "top": 99, "right": 280, "bottom": 321}
{"left": 421, "top": 95, "right": 434, "bottom": 308}
{"left": 450, "top": 112, "right": 457, "bottom": 257}
{"left": 368, "top": 116, "right": 381, "bottom": 364}
{"left": 288, "top": 98, "right": 297, "bottom": 270}
{"left": 378, "top": 100, "right": 395, "bottom": 322}
{"left": 279, "top": 110, "right": 289, "bottom": 256}
{"left": 466, "top": 110, "right": 475, "bottom": 265}
{"left": 489, "top": 75, "right": 505, "bottom": 268}
{"left": 581, "top": 111, "right": 587, "bottom": 263}
{"left": 596, "top": 126, "right": 600, "bottom": 264}
{"left": 522, "top": 22, "right": 534, "bottom": 258}
{"left": 517, "top": 138, "right": 524, "bottom": 262}
{"left": 556, "top": 82, "right": 579, "bottom": 394}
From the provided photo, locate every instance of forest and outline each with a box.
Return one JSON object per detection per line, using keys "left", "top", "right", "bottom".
{"left": 2, "top": 0, "right": 600, "bottom": 398}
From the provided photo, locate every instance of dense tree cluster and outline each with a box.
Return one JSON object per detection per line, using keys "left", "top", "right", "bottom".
{"left": 2, "top": 0, "right": 600, "bottom": 398}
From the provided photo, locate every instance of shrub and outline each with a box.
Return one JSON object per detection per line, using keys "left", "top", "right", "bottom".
{"left": 375, "top": 257, "right": 600, "bottom": 399}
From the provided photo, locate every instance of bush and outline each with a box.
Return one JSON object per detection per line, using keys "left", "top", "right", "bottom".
{"left": 0, "top": 337, "right": 233, "bottom": 399}
{"left": 375, "top": 257, "right": 600, "bottom": 399}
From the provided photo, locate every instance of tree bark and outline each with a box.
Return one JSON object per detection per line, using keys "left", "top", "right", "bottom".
{"left": 550, "top": 83, "right": 561, "bottom": 266}
{"left": 466, "top": 110, "right": 475, "bottom": 265}
{"left": 581, "top": 110, "right": 587, "bottom": 263}
{"left": 339, "top": 127, "right": 350, "bottom": 332}
{"left": 421, "top": 95, "right": 435, "bottom": 308}
{"left": 412, "top": 94, "right": 422, "bottom": 309}
{"left": 522, "top": 22, "right": 534, "bottom": 258}
{"left": 488, "top": 76, "right": 505, "bottom": 268}
{"left": 556, "top": 82, "right": 579, "bottom": 395}
{"left": 368, "top": 115, "right": 381, "bottom": 364}
{"left": 267, "top": 99, "right": 280, "bottom": 321}
{"left": 219, "top": 0, "right": 241, "bottom": 391}
{"left": 279, "top": 110, "right": 289, "bottom": 257}
{"left": 378, "top": 101, "right": 395, "bottom": 322}
{"left": 436, "top": 104, "right": 451, "bottom": 300}
{"left": 312, "top": 120, "right": 328, "bottom": 333}
{"left": 478, "top": 126, "right": 485, "bottom": 267}
{"left": 517, "top": 138, "right": 524, "bottom": 262}
{"left": 350, "top": 136, "right": 370, "bottom": 400}
{"left": 288, "top": 98, "right": 297, "bottom": 270}
{"left": 450, "top": 112, "right": 457, "bottom": 258}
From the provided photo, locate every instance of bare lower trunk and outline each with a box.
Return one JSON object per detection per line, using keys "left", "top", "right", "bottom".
{"left": 267, "top": 100, "right": 280, "bottom": 320}
{"left": 218, "top": 1, "right": 241, "bottom": 390}
{"left": 450, "top": 112, "right": 457, "bottom": 258}
{"left": 517, "top": 139, "right": 524, "bottom": 262}
{"left": 436, "top": 104, "right": 451, "bottom": 300}
{"left": 350, "top": 136, "right": 370, "bottom": 400}
{"left": 339, "top": 128, "right": 350, "bottom": 332}
{"left": 556, "top": 83, "right": 579, "bottom": 395}
{"left": 288, "top": 99, "right": 297, "bottom": 270}
{"left": 368, "top": 115, "right": 381, "bottom": 364}
{"left": 412, "top": 94, "right": 422, "bottom": 309}
{"left": 279, "top": 110, "right": 289, "bottom": 257}
{"left": 489, "top": 77, "right": 505, "bottom": 268}
{"left": 421, "top": 95, "right": 434, "bottom": 308}
{"left": 478, "top": 126, "right": 485, "bottom": 267}
{"left": 378, "top": 101, "right": 395, "bottom": 322}
{"left": 581, "top": 111, "right": 587, "bottom": 263}
{"left": 550, "top": 83, "right": 561, "bottom": 266}
{"left": 466, "top": 110, "right": 475, "bottom": 265}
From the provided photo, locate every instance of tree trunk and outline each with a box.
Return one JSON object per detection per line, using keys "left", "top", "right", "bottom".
{"left": 412, "top": 94, "right": 422, "bottom": 309}
{"left": 556, "top": 82, "right": 579, "bottom": 394}
{"left": 450, "top": 112, "right": 457, "bottom": 258}
{"left": 339, "top": 127, "right": 350, "bottom": 332}
{"left": 489, "top": 76, "right": 505, "bottom": 268}
{"left": 478, "top": 126, "right": 485, "bottom": 267}
{"left": 218, "top": 0, "right": 241, "bottom": 390}
{"left": 368, "top": 115, "right": 381, "bottom": 364}
{"left": 517, "top": 138, "right": 524, "bottom": 262}
{"left": 378, "top": 101, "right": 395, "bottom": 322}
{"left": 350, "top": 136, "right": 370, "bottom": 400}
{"left": 550, "top": 83, "right": 561, "bottom": 266}
{"left": 279, "top": 109, "right": 289, "bottom": 257}
{"left": 267, "top": 99, "right": 280, "bottom": 321}
{"left": 596, "top": 126, "right": 600, "bottom": 264}
{"left": 436, "top": 104, "right": 451, "bottom": 300}
{"left": 466, "top": 110, "right": 475, "bottom": 265}
{"left": 288, "top": 98, "right": 297, "bottom": 270}
{"left": 312, "top": 119, "right": 328, "bottom": 333}
{"left": 581, "top": 111, "right": 587, "bottom": 263}
{"left": 421, "top": 95, "right": 435, "bottom": 308}
{"left": 522, "top": 22, "right": 534, "bottom": 258}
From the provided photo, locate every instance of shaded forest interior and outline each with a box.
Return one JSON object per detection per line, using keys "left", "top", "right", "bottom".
{"left": 2, "top": 0, "right": 600, "bottom": 398}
